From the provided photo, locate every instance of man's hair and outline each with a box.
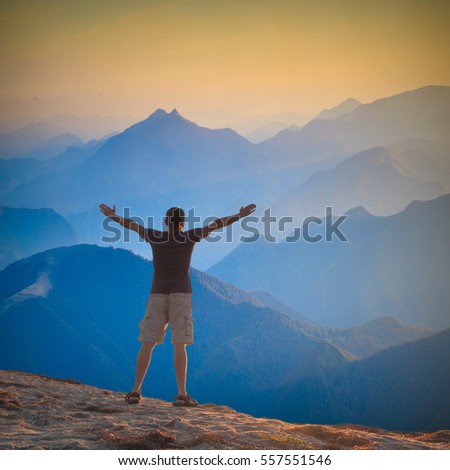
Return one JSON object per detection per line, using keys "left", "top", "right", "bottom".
{"left": 165, "top": 207, "right": 185, "bottom": 230}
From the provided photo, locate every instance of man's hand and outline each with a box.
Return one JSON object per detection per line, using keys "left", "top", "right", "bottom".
{"left": 99, "top": 203, "right": 117, "bottom": 219}
{"left": 239, "top": 204, "right": 256, "bottom": 218}
{"left": 99, "top": 203, "right": 146, "bottom": 240}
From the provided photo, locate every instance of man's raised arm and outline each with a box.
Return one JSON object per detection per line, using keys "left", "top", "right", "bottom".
{"left": 99, "top": 203, "right": 146, "bottom": 240}
{"left": 199, "top": 203, "right": 256, "bottom": 239}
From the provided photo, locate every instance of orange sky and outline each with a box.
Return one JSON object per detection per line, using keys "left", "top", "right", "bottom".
{"left": 1, "top": 0, "right": 449, "bottom": 123}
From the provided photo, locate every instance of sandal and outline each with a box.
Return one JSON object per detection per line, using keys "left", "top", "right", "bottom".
{"left": 173, "top": 394, "right": 198, "bottom": 407}
{"left": 124, "top": 392, "right": 141, "bottom": 404}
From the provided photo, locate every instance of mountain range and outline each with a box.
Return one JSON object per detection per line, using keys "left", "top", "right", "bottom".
{"left": 312, "top": 97, "right": 362, "bottom": 121}
{"left": 270, "top": 139, "right": 450, "bottom": 223}
{"left": 22, "top": 133, "right": 84, "bottom": 161}
{"left": 0, "top": 113, "right": 135, "bottom": 149}
{"left": 0, "top": 244, "right": 440, "bottom": 430}
{"left": 244, "top": 121, "right": 294, "bottom": 143}
{"left": 0, "top": 206, "right": 77, "bottom": 270}
{"left": 5, "top": 86, "right": 450, "bottom": 218}
{"left": 209, "top": 193, "right": 450, "bottom": 330}
{"left": 261, "top": 85, "right": 450, "bottom": 169}
{"left": 1, "top": 85, "right": 449, "bottom": 434}
{"left": 252, "top": 290, "right": 432, "bottom": 359}
{"left": 185, "top": 110, "right": 312, "bottom": 140}
{"left": 244, "top": 98, "right": 362, "bottom": 143}
{"left": 0, "top": 139, "right": 104, "bottom": 200}
{"left": 3, "top": 109, "right": 262, "bottom": 215}
{"left": 1, "top": 109, "right": 270, "bottom": 269}
{"left": 0, "top": 122, "right": 66, "bottom": 159}
{"left": 0, "top": 245, "right": 346, "bottom": 400}
{"left": 2, "top": 86, "right": 449, "bottom": 270}
{"left": 270, "top": 327, "right": 450, "bottom": 432}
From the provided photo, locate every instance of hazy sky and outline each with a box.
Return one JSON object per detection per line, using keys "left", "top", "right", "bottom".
{"left": 1, "top": 0, "right": 449, "bottom": 123}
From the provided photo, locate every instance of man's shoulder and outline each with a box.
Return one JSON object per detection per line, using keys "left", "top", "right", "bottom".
{"left": 184, "top": 227, "right": 204, "bottom": 243}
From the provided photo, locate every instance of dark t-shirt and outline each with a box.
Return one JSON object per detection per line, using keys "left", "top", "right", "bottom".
{"left": 144, "top": 228, "right": 203, "bottom": 294}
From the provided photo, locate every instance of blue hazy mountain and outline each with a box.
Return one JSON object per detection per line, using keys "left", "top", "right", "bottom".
{"left": 0, "top": 141, "right": 103, "bottom": 200}
{"left": 0, "top": 206, "right": 77, "bottom": 269}
{"left": 244, "top": 121, "right": 293, "bottom": 143}
{"left": 0, "top": 244, "right": 350, "bottom": 412}
{"left": 261, "top": 85, "right": 450, "bottom": 168}
{"left": 299, "top": 315, "right": 433, "bottom": 359}
{"left": 22, "top": 133, "right": 84, "bottom": 160}
{"left": 4, "top": 109, "right": 263, "bottom": 215}
{"left": 0, "top": 159, "right": 44, "bottom": 200}
{"left": 224, "top": 111, "right": 311, "bottom": 138}
{"left": 209, "top": 193, "right": 450, "bottom": 330}
{"left": 251, "top": 290, "right": 313, "bottom": 322}
{"left": 3, "top": 86, "right": 450, "bottom": 272}
{"left": 270, "top": 140, "right": 450, "bottom": 223}
{"left": 0, "top": 122, "right": 63, "bottom": 158}
{"left": 0, "top": 124, "right": 83, "bottom": 160}
{"left": 252, "top": 291, "right": 431, "bottom": 359}
{"left": 0, "top": 113, "right": 135, "bottom": 149}
{"left": 32, "top": 112, "right": 136, "bottom": 141}
{"left": 3, "top": 109, "right": 275, "bottom": 269}
{"left": 270, "top": 328, "right": 450, "bottom": 432}
{"left": 7, "top": 86, "right": 450, "bottom": 218}
{"left": 0, "top": 244, "right": 444, "bottom": 431}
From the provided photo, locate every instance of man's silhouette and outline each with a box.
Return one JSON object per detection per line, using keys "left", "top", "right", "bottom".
{"left": 99, "top": 203, "right": 256, "bottom": 406}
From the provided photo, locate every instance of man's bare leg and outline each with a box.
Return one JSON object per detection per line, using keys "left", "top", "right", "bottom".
{"left": 131, "top": 341, "right": 156, "bottom": 394}
{"left": 173, "top": 343, "right": 188, "bottom": 396}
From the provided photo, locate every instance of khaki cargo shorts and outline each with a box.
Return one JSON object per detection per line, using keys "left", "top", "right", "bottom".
{"left": 138, "top": 292, "right": 194, "bottom": 344}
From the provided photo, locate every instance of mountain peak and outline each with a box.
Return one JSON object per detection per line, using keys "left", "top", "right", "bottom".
{"left": 342, "top": 97, "right": 361, "bottom": 106}
{"left": 124, "top": 108, "right": 194, "bottom": 134}
{"left": 146, "top": 108, "right": 186, "bottom": 122}
{"left": 344, "top": 205, "right": 374, "bottom": 218}
{"left": 151, "top": 108, "right": 168, "bottom": 117}
{"left": 314, "top": 97, "right": 362, "bottom": 120}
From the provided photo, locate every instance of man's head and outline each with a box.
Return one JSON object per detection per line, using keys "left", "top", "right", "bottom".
{"left": 165, "top": 207, "right": 185, "bottom": 232}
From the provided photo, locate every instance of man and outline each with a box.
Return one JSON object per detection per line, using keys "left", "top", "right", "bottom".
{"left": 99, "top": 203, "right": 256, "bottom": 406}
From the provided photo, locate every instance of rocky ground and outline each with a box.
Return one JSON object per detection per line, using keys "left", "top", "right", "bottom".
{"left": 1, "top": 370, "right": 449, "bottom": 450}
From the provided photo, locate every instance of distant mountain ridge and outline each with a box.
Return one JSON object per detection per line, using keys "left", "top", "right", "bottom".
{"left": 244, "top": 121, "right": 292, "bottom": 143}
{"left": 4, "top": 108, "right": 260, "bottom": 216}
{"left": 209, "top": 193, "right": 450, "bottom": 330}
{"left": 2, "top": 108, "right": 272, "bottom": 269}
{"left": 252, "top": 291, "right": 432, "bottom": 359}
{"left": 0, "top": 244, "right": 349, "bottom": 410}
{"left": 0, "top": 122, "right": 62, "bottom": 158}
{"left": 0, "top": 244, "right": 444, "bottom": 431}
{"left": 271, "top": 328, "right": 450, "bottom": 432}
{"left": 2, "top": 85, "right": 450, "bottom": 271}
{"left": 313, "top": 97, "right": 362, "bottom": 120}
{"left": 271, "top": 139, "right": 450, "bottom": 222}
{"left": 303, "top": 316, "right": 433, "bottom": 359}
{"left": 0, "top": 206, "right": 77, "bottom": 270}
{"left": 261, "top": 85, "right": 450, "bottom": 167}
{"left": 0, "top": 113, "right": 136, "bottom": 146}
{"left": 0, "top": 139, "right": 105, "bottom": 200}
{"left": 251, "top": 290, "right": 313, "bottom": 322}
{"left": 6, "top": 86, "right": 450, "bottom": 217}
{"left": 23, "top": 133, "right": 84, "bottom": 161}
